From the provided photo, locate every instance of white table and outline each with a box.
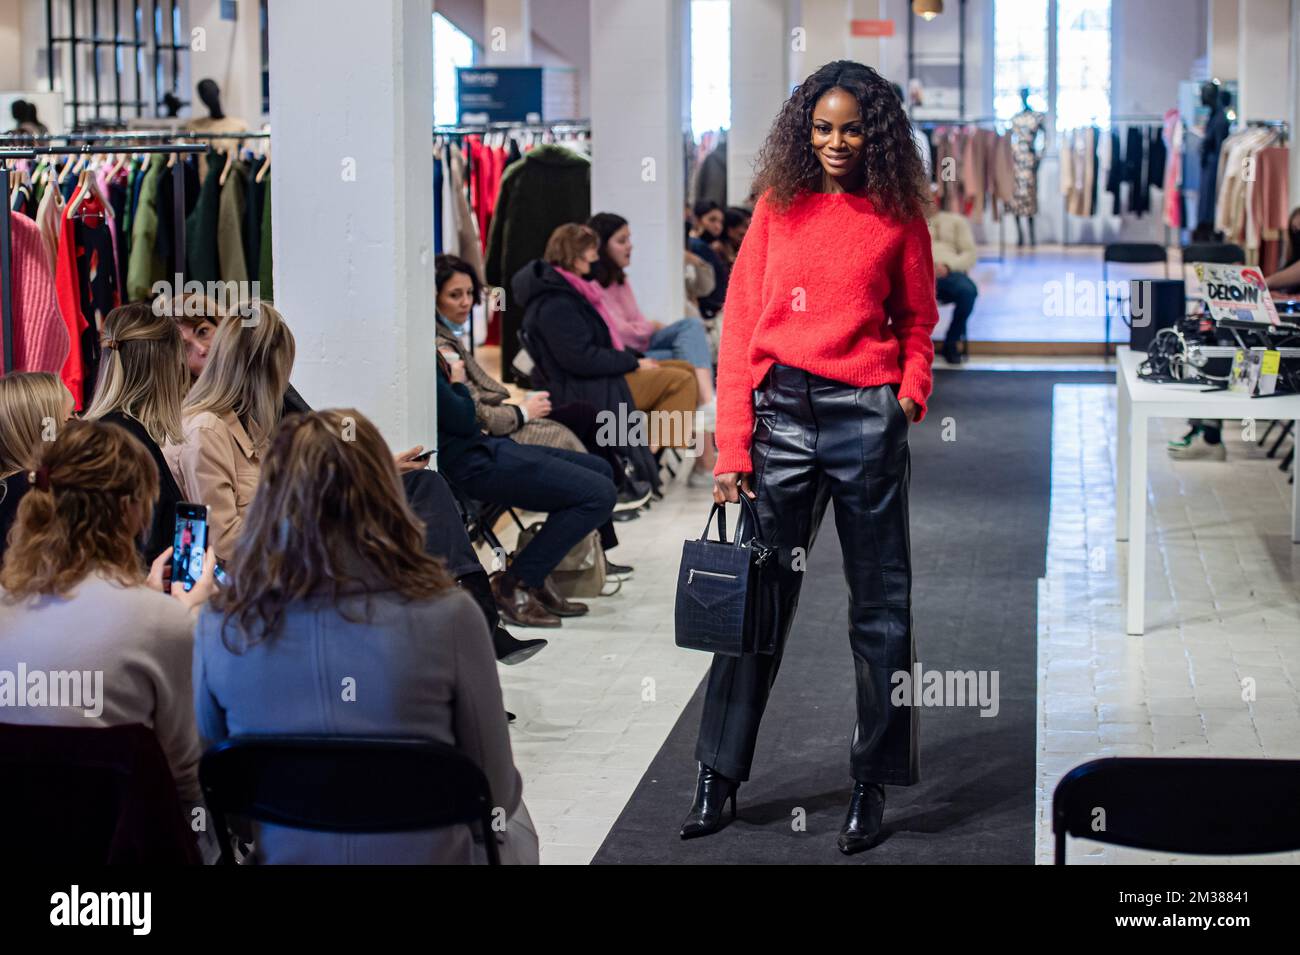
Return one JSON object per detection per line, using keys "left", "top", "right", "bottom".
{"left": 1115, "top": 346, "right": 1300, "bottom": 635}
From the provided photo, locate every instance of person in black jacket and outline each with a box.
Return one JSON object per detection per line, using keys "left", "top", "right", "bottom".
{"left": 82, "top": 304, "right": 190, "bottom": 564}
{"left": 436, "top": 354, "right": 617, "bottom": 630}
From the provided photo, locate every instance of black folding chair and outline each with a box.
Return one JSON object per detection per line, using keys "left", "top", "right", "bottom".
{"left": 1103, "top": 243, "right": 1168, "bottom": 356}
{"left": 1181, "top": 241, "right": 1245, "bottom": 266}
{"left": 200, "top": 736, "right": 503, "bottom": 865}
{"left": 0, "top": 722, "right": 201, "bottom": 864}
{"left": 1053, "top": 757, "right": 1300, "bottom": 864}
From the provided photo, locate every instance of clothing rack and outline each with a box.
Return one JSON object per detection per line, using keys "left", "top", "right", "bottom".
{"left": 0, "top": 138, "right": 207, "bottom": 375}
{"left": 919, "top": 118, "right": 1009, "bottom": 262}
{"left": 1059, "top": 114, "right": 1166, "bottom": 246}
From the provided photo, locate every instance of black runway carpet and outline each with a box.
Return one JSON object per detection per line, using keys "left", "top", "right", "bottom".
{"left": 593, "top": 369, "right": 1109, "bottom": 864}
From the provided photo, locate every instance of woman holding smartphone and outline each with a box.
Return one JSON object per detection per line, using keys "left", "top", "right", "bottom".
{"left": 682, "top": 61, "right": 938, "bottom": 854}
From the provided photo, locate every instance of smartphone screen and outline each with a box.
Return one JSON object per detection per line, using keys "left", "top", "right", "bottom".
{"left": 172, "top": 502, "right": 210, "bottom": 593}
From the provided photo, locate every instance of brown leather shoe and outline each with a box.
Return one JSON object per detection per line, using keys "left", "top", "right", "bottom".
{"left": 491, "top": 573, "right": 562, "bottom": 628}
{"left": 531, "top": 576, "right": 589, "bottom": 617}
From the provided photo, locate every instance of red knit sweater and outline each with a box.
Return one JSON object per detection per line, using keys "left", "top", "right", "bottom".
{"left": 714, "top": 191, "right": 939, "bottom": 475}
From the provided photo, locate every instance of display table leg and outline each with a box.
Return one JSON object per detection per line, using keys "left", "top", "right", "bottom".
{"left": 1115, "top": 372, "right": 1130, "bottom": 541}
{"left": 1125, "top": 410, "right": 1149, "bottom": 635}
{"left": 1292, "top": 420, "right": 1300, "bottom": 544}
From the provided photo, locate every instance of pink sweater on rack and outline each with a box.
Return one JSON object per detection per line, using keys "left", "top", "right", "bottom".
{"left": 0, "top": 212, "right": 70, "bottom": 375}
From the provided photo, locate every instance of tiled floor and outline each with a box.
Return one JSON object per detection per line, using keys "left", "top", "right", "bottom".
{"left": 488, "top": 464, "right": 716, "bottom": 865}
{"left": 1035, "top": 384, "right": 1300, "bottom": 864}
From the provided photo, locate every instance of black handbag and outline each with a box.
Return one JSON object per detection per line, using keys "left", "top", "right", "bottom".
{"left": 674, "top": 496, "right": 780, "bottom": 656}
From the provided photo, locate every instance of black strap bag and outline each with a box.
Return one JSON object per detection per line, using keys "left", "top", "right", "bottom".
{"left": 674, "top": 496, "right": 780, "bottom": 656}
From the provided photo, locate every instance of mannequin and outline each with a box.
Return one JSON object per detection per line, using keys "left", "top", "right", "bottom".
{"left": 1009, "top": 87, "right": 1045, "bottom": 246}
{"left": 1193, "top": 82, "right": 1231, "bottom": 241}
{"left": 184, "top": 78, "right": 248, "bottom": 137}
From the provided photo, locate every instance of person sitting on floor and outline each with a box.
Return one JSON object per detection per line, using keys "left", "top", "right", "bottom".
{"left": 193, "top": 408, "right": 538, "bottom": 864}
{"left": 928, "top": 205, "right": 979, "bottom": 365}
{"left": 0, "top": 420, "right": 214, "bottom": 826}
{"left": 0, "top": 371, "right": 74, "bottom": 565}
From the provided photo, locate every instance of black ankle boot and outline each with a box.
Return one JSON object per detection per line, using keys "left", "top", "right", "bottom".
{"left": 837, "top": 782, "right": 885, "bottom": 854}
{"left": 679, "top": 764, "right": 739, "bottom": 840}
{"left": 492, "top": 626, "right": 548, "bottom": 665}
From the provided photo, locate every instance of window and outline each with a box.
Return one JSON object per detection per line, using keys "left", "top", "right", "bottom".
{"left": 1056, "top": 0, "right": 1111, "bottom": 129}
{"left": 433, "top": 12, "right": 476, "bottom": 127}
{"left": 690, "top": 0, "right": 730, "bottom": 139}
{"left": 993, "top": 0, "right": 1049, "bottom": 121}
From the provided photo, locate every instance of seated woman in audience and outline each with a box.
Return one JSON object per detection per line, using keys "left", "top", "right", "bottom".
{"left": 436, "top": 354, "right": 617, "bottom": 629}
{"left": 194, "top": 409, "right": 538, "bottom": 864}
{"left": 515, "top": 224, "right": 699, "bottom": 470}
{"left": 436, "top": 252, "right": 651, "bottom": 516}
{"left": 588, "top": 212, "right": 718, "bottom": 478}
{"left": 84, "top": 303, "right": 191, "bottom": 562}
{"left": 164, "top": 302, "right": 295, "bottom": 563}
{"left": 0, "top": 372, "right": 73, "bottom": 563}
{"left": 0, "top": 420, "right": 213, "bottom": 812}
{"left": 163, "top": 293, "right": 546, "bottom": 664}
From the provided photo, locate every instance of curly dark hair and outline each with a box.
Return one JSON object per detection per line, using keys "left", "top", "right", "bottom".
{"left": 750, "top": 60, "right": 928, "bottom": 221}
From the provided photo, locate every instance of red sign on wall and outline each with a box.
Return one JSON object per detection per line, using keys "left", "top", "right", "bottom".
{"left": 850, "top": 19, "right": 895, "bottom": 37}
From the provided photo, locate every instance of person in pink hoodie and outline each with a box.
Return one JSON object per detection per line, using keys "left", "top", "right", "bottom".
{"left": 587, "top": 213, "right": 717, "bottom": 479}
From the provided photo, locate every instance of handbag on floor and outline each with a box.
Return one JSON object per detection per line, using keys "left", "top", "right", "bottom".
{"left": 514, "top": 524, "right": 618, "bottom": 598}
{"left": 675, "top": 496, "right": 779, "bottom": 656}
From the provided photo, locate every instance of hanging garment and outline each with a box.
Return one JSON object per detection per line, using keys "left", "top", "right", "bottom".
{"left": 53, "top": 202, "right": 89, "bottom": 407}
{"left": 1197, "top": 106, "right": 1231, "bottom": 230}
{"left": 217, "top": 160, "right": 250, "bottom": 285}
{"left": 70, "top": 194, "right": 121, "bottom": 405}
{"left": 1252, "top": 147, "right": 1290, "bottom": 252}
{"left": 1162, "top": 110, "right": 1183, "bottom": 230}
{"left": 244, "top": 157, "right": 267, "bottom": 285}
{"left": 1106, "top": 130, "right": 1123, "bottom": 215}
{"left": 33, "top": 179, "right": 62, "bottom": 275}
{"left": 992, "top": 132, "right": 1016, "bottom": 214}
{"left": 155, "top": 155, "right": 201, "bottom": 279}
{"left": 1147, "top": 125, "right": 1166, "bottom": 202}
{"left": 1124, "top": 126, "right": 1148, "bottom": 217}
{"left": 0, "top": 212, "right": 69, "bottom": 375}
{"left": 126, "top": 160, "right": 167, "bottom": 302}
{"left": 433, "top": 147, "right": 445, "bottom": 253}
{"left": 185, "top": 151, "right": 225, "bottom": 285}
{"left": 1009, "top": 111, "right": 1044, "bottom": 216}
{"left": 695, "top": 135, "right": 728, "bottom": 208}
{"left": 108, "top": 171, "right": 130, "bottom": 291}
{"left": 440, "top": 145, "right": 459, "bottom": 258}
{"left": 258, "top": 179, "right": 273, "bottom": 302}
{"left": 447, "top": 144, "right": 482, "bottom": 282}
{"left": 484, "top": 143, "right": 591, "bottom": 377}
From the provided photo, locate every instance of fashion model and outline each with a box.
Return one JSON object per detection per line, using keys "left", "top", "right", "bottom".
{"left": 681, "top": 60, "right": 938, "bottom": 854}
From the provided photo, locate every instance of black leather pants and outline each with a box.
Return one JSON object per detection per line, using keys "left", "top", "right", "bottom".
{"left": 694, "top": 364, "right": 919, "bottom": 786}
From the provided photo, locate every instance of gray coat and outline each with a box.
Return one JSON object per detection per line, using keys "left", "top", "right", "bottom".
{"left": 193, "top": 588, "right": 533, "bottom": 864}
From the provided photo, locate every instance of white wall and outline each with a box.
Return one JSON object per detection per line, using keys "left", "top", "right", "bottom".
{"left": 0, "top": 0, "right": 21, "bottom": 90}
{"left": 187, "top": 0, "right": 265, "bottom": 126}
{"left": 1112, "top": 0, "right": 1207, "bottom": 120}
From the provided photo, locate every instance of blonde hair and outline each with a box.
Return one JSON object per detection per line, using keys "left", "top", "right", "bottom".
{"left": 214, "top": 409, "right": 455, "bottom": 648}
{"left": 159, "top": 290, "right": 229, "bottom": 330}
{"left": 182, "top": 301, "right": 295, "bottom": 449}
{"left": 0, "top": 420, "right": 158, "bottom": 597}
{"left": 0, "top": 372, "right": 68, "bottom": 477}
{"left": 84, "top": 303, "right": 189, "bottom": 446}
{"left": 544, "top": 223, "right": 599, "bottom": 270}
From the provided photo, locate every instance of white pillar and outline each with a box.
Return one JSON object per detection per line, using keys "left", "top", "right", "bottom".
{"left": 591, "top": 0, "right": 685, "bottom": 324}
{"left": 483, "top": 0, "right": 533, "bottom": 65}
{"left": 1208, "top": 0, "right": 1239, "bottom": 80}
{"left": 729, "top": 0, "right": 789, "bottom": 205}
{"left": 187, "top": 0, "right": 265, "bottom": 125}
{"left": 1236, "top": 0, "right": 1291, "bottom": 121}
{"left": 268, "top": 0, "right": 435, "bottom": 451}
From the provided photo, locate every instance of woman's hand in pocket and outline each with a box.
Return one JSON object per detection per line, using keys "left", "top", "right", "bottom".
{"left": 899, "top": 396, "right": 920, "bottom": 423}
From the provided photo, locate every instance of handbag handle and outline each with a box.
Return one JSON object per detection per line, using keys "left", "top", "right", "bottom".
{"left": 700, "top": 495, "right": 762, "bottom": 546}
